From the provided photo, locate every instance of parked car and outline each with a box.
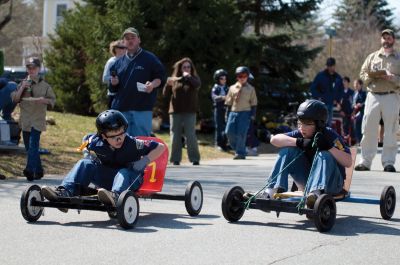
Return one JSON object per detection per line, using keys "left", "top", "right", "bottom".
{"left": 1, "top": 66, "right": 48, "bottom": 83}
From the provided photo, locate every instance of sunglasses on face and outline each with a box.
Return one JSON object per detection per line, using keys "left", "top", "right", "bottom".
{"left": 237, "top": 74, "right": 248, "bottom": 79}
{"left": 104, "top": 131, "right": 126, "bottom": 141}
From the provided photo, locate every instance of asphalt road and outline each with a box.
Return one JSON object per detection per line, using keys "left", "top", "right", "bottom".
{"left": 1, "top": 147, "right": 400, "bottom": 265}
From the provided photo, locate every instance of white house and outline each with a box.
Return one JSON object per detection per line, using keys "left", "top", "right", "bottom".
{"left": 21, "top": 0, "right": 84, "bottom": 65}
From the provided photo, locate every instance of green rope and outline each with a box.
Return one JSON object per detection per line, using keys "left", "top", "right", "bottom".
{"left": 244, "top": 150, "right": 306, "bottom": 209}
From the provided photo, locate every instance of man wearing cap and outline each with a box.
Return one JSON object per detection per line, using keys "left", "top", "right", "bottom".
{"left": 355, "top": 29, "right": 400, "bottom": 173}
{"left": 11, "top": 57, "right": 56, "bottom": 180}
{"left": 109, "top": 27, "right": 165, "bottom": 137}
{"left": 310, "top": 57, "right": 344, "bottom": 126}
{"left": 0, "top": 77, "right": 17, "bottom": 121}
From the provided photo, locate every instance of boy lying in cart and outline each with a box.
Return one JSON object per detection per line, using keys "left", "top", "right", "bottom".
{"left": 256, "top": 99, "right": 352, "bottom": 208}
{"left": 42, "top": 110, "right": 165, "bottom": 211}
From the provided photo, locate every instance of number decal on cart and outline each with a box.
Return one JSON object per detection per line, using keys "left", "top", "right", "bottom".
{"left": 148, "top": 162, "right": 157, "bottom": 182}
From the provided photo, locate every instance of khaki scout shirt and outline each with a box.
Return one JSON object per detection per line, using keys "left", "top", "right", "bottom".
{"left": 225, "top": 82, "right": 257, "bottom": 111}
{"left": 360, "top": 48, "right": 400, "bottom": 93}
{"left": 11, "top": 77, "right": 56, "bottom": 132}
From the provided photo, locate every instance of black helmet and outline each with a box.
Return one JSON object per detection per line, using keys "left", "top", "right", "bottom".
{"left": 235, "top": 66, "right": 250, "bottom": 76}
{"left": 297, "top": 99, "right": 328, "bottom": 128}
{"left": 96, "top": 110, "right": 128, "bottom": 135}
{"left": 213, "top": 69, "right": 227, "bottom": 82}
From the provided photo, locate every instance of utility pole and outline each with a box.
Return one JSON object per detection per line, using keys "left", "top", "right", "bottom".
{"left": 325, "top": 27, "right": 336, "bottom": 57}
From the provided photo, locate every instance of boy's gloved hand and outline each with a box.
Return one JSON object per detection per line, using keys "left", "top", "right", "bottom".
{"left": 296, "top": 138, "right": 313, "bottom": 150}
{"left": 132, "top": 156, "right": 150, "bottom": 171}
{"left": 313, "top": 133, "right": 333, "bottom": 150}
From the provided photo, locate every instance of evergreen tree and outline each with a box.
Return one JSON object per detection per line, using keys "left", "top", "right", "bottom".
{"left": 333, "top": 0, "right": 396, "bottom": 35}
{"left": 236, "top": 0, "right": 322, "bottom": 112}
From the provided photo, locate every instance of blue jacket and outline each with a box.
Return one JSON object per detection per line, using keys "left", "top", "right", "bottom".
{"left": 211, "top": 84, "right": 228, "bottom": 108}
{"left": 310, "top": 70, "right": 344, "bottom": 106}
{"left": 341, "top": 88, "right": 354, "bottom": 115}
{"left": 84, "top": 133, "right": 158, "bottom": 169}
{"left": 353, "top": 89, "right": 367, "bottom": 115}
{"left": 110, "top": 49, "right": 165, "bottom": 111}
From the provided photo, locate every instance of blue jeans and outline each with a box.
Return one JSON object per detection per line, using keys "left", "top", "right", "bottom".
{"left": 213, "top": 107, "right": 226, "bottom": 147}
{"left": 225, "top": 111, "right": 251, "bottom": 156}
{"left": 122, "top": 110, "right": 152, "bottom": 137}
{"left": 22, "top": 128, "right": 43, "bottom": 174}
{"left": 61, "top": 159, "right": 144, "bottom": 196}
{"left": 0, "top": 81, "right": 17, "bottom": 120}
{"left": 267, "top": 147, "right": 344, "bottom": 194}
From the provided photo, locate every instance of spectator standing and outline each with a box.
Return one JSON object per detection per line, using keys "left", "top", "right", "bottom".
{"left": 352, "top": 79, "right": 367, "bottom": 144}
{"left": 163, "top": 57, "right": 201, "bottom": 166}
{"left": 310, "top": 57, "right": 344, "bottom": 125}
{"left": 109, "top": 27, "right": 165, "bottom": 137}
{"left": 0, "top": 77, "right": 17, "bottom": 120}
{"left": 340, "top": 76, "right": 355, "bottom": 142}
{"left": 102, "top": 40, "right": 126, "bottom": 108}
{"left": 11, "top": 57, "right": 56, "bottom": 181}
{"left": 355, "top": 29, "right": 400, "bottom": 172}
{"left": 225, "top": 66, "right": 258, "bottom": 160}
{"left": 211, "top": 69, "right": 229, "bottom": 151}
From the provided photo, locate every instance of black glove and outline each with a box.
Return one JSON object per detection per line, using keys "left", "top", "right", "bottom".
{"left": 296, "top": 138, "right": 312, "bottom": 150}
{"left": 313, "top": 133, "right": 333, "bottom": 151}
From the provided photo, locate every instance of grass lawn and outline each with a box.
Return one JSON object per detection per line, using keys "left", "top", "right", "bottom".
{"left": 0, "top": 111, "right": 232, "bottom": 179}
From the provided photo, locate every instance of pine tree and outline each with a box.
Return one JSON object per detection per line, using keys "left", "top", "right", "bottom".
{"left": 236, "top": 0, "right": 322, "bottom": 112}
{"left": 334, "top": 0, "right": 396, "bottom": 36}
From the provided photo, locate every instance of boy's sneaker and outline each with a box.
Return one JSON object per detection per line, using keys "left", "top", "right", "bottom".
{"left": 306, "top": 190, "right": 321, "bottom": 209}
{"left": 98, "top": 189, "right": 118, "bottom": 207}
{"left": 41, "top": 186, "right": 71, "bottom": 213}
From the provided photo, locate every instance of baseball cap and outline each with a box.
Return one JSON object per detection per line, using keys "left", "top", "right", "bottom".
{"left": 326, "top": 57, "right": 336, "bottom": 67}
{"left": 381, "top": 29, "right": 395, "bottom": 38}
{"left": 25, "top": 57, "right": 41, "bottom": 68}
{"left": 122, "top": 27, "right": 140, "bottom": 38}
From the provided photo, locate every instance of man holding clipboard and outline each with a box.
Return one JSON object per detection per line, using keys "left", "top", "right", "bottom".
{"left": 355, "top": 29, "right": 400, "bottom": 173}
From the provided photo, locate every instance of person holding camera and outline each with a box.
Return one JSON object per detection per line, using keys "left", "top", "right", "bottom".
{"left": 102, "top": 40, "right": 126, "bottom": 108}
{"left": 109, "top": 27, "right": 165, "bottom": 137}
{"left": 163, "top": 57, "right": 201, "bottom": 165}
{"left": 11, "top": 57, "right": 56, "bottom": 181}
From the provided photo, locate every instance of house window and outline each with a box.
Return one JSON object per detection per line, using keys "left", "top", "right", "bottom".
{"left": 56, "top": 4, "right": 67, "bottom": 25}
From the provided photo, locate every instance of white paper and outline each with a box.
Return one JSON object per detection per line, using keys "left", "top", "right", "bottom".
{"left": 137, "top": 82, "right": 147, "bottom": 92}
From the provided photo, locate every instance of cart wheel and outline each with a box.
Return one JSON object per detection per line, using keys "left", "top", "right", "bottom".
{"left": 185, "top": 181, "right": 203, "bottom": 216}
{"left": 380, "top": 186, "right": 396, "bottom": 220}
{"left": 221, "top": 186, "right": 245, "bottom": 222}
{"left": 313, "top": 194, "right": 336, "bottom": 232}
{"left": 20, "top": 185, "right": 44, "bottom": 222}
{"left": 116, "top": 190, "right": 139, "bottom": 229}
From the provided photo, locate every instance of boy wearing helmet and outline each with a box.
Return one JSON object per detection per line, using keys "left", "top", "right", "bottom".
{"left": 225, "top": 66, "right": 258, "bottom": 159}
{"left": 262, "top": 99, "right": 352, "bottom": 207}
{"left": 211, "top": 69, "right": 229, "bottom": 151}
{"left": 42, "top": 110, "right": 165, "bottom": 209}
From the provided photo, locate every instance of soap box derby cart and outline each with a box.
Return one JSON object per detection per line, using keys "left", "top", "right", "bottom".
{"left": 20, "top": 137, "right": 203, "bottom": 229}
{"left": 221, "top": 148, "right": 396, "bottom": 232}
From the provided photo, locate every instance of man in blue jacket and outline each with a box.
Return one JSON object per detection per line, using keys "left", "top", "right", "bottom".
{"left": 310, "top": 57, "right": 344, "bottom": 126}
{"left": 109, "top": 27, "right": 165, "bottom": 137}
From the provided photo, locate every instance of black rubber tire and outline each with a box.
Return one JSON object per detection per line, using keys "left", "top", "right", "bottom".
{"left": 380, "top": 186, "right": 396, "bottom": 220}
{"left": 185, "top": 181, "right": 203, "bottom": 216}
{"left": 116, "top": 190, "right": 139, "bottom": 229}
{"left": 20, "top": 185, "right": 44, "bottom": 222}
{"left": 313, "top": 194, "right": 336, "bottom": 232}
{"left": 221, "top": 186, "right": 245, "bottom": 222}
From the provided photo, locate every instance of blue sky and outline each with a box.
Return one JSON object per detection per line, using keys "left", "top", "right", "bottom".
{"left": 320, "top": 0, "right": 400, "bottom": 26}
